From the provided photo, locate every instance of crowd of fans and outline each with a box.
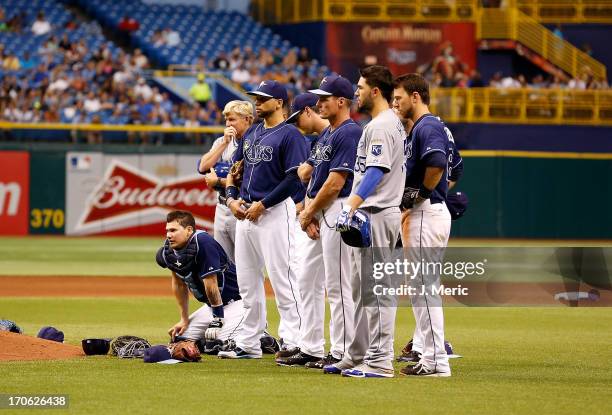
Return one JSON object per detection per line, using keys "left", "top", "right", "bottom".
{"left": 419, "top": 41, "right": 608, "bottom": 90}
{"left": 0, "top": 9, "right": 227, "bottom": 144}
{"left": 0, "top": 7, "right": 609, "bottom": 144}
{"left": 188, "top": 45, "right": 328, "bottom": 96}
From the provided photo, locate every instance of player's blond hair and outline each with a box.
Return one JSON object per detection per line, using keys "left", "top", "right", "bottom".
{"left": 223, "top": 100, "right": 254, "bottom": 119}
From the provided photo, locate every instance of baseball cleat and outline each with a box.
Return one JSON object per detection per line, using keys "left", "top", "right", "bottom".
{"left": 396, "top": 350, "right": 422, "bottom": 363}
{"left": 341, "top": 364, "right": 394, "bottom": 378}
{"left": 274, "top": 346, "right": 299, "bottom": 360}
{"left": 217, "top": 347, "right": 262, "bottom": 359}
{"left": 305, "top": 353, "right": 341, "bottom": 369}
{"left": 276, "top": 351, "right": 320, "bottom": 367}
{"left": 323, "top": 358, "right": 354, "bottom": 374}
{"left": 400, "top": 363, "right": 451, "bottom": 377}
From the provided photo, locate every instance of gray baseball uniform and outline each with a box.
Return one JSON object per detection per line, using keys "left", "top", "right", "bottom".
{"left": 210, "top": 136, "right": 239, "bottom": 263}
{"left": 343, "top": 108, "right": 405, "bottom": 371}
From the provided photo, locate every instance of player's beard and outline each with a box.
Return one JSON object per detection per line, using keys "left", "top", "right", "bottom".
{"left": 358, "top": 95, "right": 373, "bottom": 113}
{"left": 257, "top": 107, "right": 274, "bottom": 119}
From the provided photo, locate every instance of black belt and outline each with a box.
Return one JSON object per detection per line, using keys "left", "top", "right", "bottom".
{"left": 361, "top": 206, "right": 395, "bottom": 214}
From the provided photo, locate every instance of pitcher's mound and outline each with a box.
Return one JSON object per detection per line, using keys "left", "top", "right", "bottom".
{"left": 0, "top": 331, "right": 85, "bottom": 361}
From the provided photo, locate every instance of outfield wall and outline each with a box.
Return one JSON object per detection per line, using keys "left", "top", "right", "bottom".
{"left": 0, "top": 149, "right": 610, "bottom": 239}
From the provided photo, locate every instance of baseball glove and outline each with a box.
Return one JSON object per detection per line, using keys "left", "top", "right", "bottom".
{"left": 228, "top": 159, "right": 244, "bottom": 186}
{"left": 170, "top": 340, "right": 201, "bottom": 362}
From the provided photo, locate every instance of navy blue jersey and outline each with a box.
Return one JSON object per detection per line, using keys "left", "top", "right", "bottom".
{"left": 306, "top": 119, "right": 362, "bottom": 199}
{"left": 232, "top": 122, "right": 308, "bottom": 203}
{"left": 444, "top": 122, "right": 463, "bottom": 183}
{"left": 405, "top": 114, "right": 451, "bottom": 204}
{"left": 158, "top": 230, "right": 241, "bottom": 306}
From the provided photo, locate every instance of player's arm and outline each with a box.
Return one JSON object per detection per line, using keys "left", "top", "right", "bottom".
{"left": 297, "top": 162, "right": 314, "bottom": 183}
{"left": 198, "top": 132, "right": 235, "bottom": 173}
{"left": 202, "top": 273, "right": 225, "bottom": 339}
{"left": 303, "top": 171, "right": 348, "bottom": 216}
{"left": 169, "top": 271, "right": 190, "bottom": 340}
{"left": 416, "top": 153, "right": 446, "bottom": 204}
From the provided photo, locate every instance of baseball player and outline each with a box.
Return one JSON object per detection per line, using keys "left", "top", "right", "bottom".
{"left": 325, "top": 66, "right": 406, "bottom": 378}
{"left": 198, "top": 100, "right": 254, "bottom": 263}
{"left": 393, "top": 100, "right": 464, "bottom": 366}
{"left": 218, "top": 80, "right": 308, "bottom": 359}
{"left": 278, "top": 84, "right": 361, "bottom": 368}
{"left": 156, "top": 210, "right": 244, "bottom": 344}
{"left": 283, "top": 93, "right": 324, "bottom": 338}
{"left": 392, "top": 73, "right": 458, "bottom": 377}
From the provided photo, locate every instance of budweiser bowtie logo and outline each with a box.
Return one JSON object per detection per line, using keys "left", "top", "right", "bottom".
{"left": 80, "top": 160, "right": 216, "bottom": 226}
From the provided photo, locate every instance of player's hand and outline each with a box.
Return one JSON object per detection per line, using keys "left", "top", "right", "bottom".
{"left": 204, "top": 168, "right": 219, "bottom": 189}
{"left": 335, "top": 205, "right": 354, "bottom": 232}
{"left": 245, "top": 201, "right": 265, "bottom": 222}
{"left": 168, "top": 320, "right": 189, "bottom": 341}
{"left": 223, "top": 126, "right": 237, "bottom": 144}
{"left": 305, "top": 220, "right": 320, "bottom": 240}
{"left": 204, "top": 317, "right": 224, "bottom": 340}
{"left": 295, "top": 201, "right": 304, "bottom": 216}
{"left": 298, "top": 209, "right": 313, "bottom": 231}
{"left": 228, "top": 198, "right": 247, "bottom": 220}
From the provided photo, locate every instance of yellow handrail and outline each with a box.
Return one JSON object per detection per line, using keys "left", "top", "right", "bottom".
{"left": 430, "top": 87, "right": 612, "bottom": 126}
{"left": 253, "top": 0, "right": 612, "bottom": 24}
{"left": 478, "top": 8, "right": 607, "bottom": 81}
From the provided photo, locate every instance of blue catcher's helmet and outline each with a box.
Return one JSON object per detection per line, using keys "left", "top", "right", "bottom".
{"left": 213, "top": 161, "right": 231, "bottom": 178}
{"left": 340, "top": 209, "right": 371, "bottom": 248}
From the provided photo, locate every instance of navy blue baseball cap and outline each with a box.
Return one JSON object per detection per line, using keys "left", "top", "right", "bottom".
{"left": 286, "top": 92, "right": 319, "bottom": 123}
{"left": 143, "top": 345, "right": 182, "bottom": 364}
{"left": 247, "top": 80, "right": 288, "bottom": 101}
{"left": 37, "top": 326, "right": 64, "bottom": 343}
{"left": 309, "top": 74, "right": 354, "bottom": 100}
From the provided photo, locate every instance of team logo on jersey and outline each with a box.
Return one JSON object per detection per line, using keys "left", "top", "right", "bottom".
{"left": 406, "top": 139, "right": 413, "bottom": 159}
{"left": 243, "top": 140, "right": 273, "bottom": 164}
{"left": 311, "top": 144, "right": 332, "bottom": 166}
{"left": 371, "top": 144, "right": 383, "bottom": 156}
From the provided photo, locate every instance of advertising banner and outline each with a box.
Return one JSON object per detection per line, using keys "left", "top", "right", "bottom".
{"left": 0, "top": 151, "right": 30, "bottom": 235}
{"left": 29, "top": 152, "right": 66, "bottom": 235}
{"left": 326, "top": 22, "right": 477, "bottom": 79}
{"left": 65, "top": 153, "right": 215, "bottom": 236}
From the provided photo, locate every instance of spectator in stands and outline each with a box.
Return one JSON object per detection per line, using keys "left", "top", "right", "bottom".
{"left": 272, "top": 47, "right": 283, "bottom": 65}
{"left": 212, "top": 52, "right": 230, "bottom": 71}
{"left": 31, "top": 12, "right": 52, "bottom": 36}
{"left": 84, "top": 91, "right": 101, "bottom": 114}
{"left": 163, "top": 28, "right": 181, "bottom": 47}
{"left": 20, "top": 52, "right": 36, "bottom": 70}
{"left": 48, "top": 73, "right": 70, "bottom": 93}
{"left": 87, "top": 114, "right": 103, "bottom": 144}
{"left": 7, "top": 12, "right": 26, "bottom": 33}
{"left": 231, "top": 63, "right": 250, "bottom": 87}
{"left": 553, "top": 24, "right": 563, "bottom": 40}
{"left": 205, "top": 100, "right": 222, "bottom": 125}
{"left": 133, "top": 48, "right": 149, "bottom": 69}
{"left": 152, "top": 30, "right": 165, "bottom": 48}
{"left": 283, "top": 48, "right": 297, "bottom": 68}
{"left": 0, "top": 7, "right": 7, "bottom": 32}
{"left": 134, "top": 78, "right": 153, "bottom": 101}
{"left": 118, "top": 15, "right": 140, "bottom": 33}
{"left": 467, "top": 70, "right": 484, "bottom": 87}
{"left": 257, "top": 47, "right": 273, "bottom": 67}
{"left": 59, "top": 34, "right": 72, "bottom": 51}
{"left": 297, "top": 47, "right": 310, "bottom": 64}
{"left": 189, "top": 73, "right": 212, "bottom": 108}
{"left": 3, "top": 53, "right": 20, "bottom": 71}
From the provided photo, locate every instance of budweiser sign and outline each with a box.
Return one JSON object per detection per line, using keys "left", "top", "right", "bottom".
{"left": 70, "top": 158, "right": 216, "bottom": 235}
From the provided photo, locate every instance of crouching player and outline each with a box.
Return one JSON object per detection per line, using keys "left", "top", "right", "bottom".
{"left": 156, "top": 210, "right": 245, "bottom": 346}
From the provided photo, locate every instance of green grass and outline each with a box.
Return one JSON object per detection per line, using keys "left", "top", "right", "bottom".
{"left": 1, "top": 299, "right": 611, "bottom": 415}
{"left": 0, "top": 237, "right": 167, "bottom": 276}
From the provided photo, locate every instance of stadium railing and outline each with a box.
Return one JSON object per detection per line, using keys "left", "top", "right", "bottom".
{"left": 478, "top": 8, "right": 607, "bottom": 82}
{"left": 252, "top": 0, "right": 612, "bottom": 24}
{"left": 430, "top": 87, "right": 612, "bottom": 126}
